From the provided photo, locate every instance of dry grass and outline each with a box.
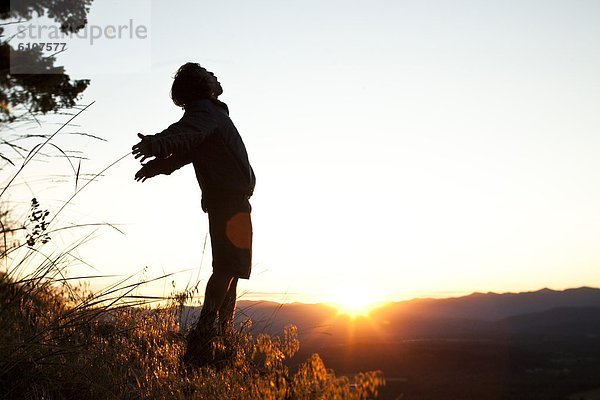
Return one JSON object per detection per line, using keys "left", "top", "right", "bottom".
{"left": 0, "top": 274, "right": 385, "bottom": 399}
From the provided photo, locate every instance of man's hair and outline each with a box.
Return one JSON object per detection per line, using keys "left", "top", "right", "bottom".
{"left": 170, "top": 63, "right": 223, "bottom": 108}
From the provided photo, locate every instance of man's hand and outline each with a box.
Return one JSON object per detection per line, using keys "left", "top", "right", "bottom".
{"left": 132, "top": 133, "right": 154, "bottom": 163}
{"left": 134, "top": 162, "right": 158, "bottom": 182}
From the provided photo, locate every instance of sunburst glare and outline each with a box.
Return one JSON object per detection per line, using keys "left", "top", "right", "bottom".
{"left": 326, "top": 281, "right": 387, "bottom": 318}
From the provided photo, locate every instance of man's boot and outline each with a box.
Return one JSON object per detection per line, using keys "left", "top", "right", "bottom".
{"left": 183, "top": 310, "right": 217, "bottom": 367}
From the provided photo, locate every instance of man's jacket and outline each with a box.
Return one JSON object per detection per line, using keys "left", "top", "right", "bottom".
{"left": 144, "top": 98, "right": 255, "bottom": 210}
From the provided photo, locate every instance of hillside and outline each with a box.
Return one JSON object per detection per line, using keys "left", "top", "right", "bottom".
{"left": 0, "top": 275, "right": 384, "bottom": 400}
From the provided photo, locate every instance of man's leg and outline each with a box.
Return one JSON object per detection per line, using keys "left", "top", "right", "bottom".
{"left": 184, "top": 270, "right": 234, "bottom": 366}
{"left": 196, "top": 270, "right": 235, "bottom": 332}
{"left": 218, "top": 277, "right": 238, "bottom": 334}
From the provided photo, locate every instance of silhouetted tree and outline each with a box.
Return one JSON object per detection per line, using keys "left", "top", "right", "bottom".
{"left": 0, "top": 0, "right": 93, "bottom": 126}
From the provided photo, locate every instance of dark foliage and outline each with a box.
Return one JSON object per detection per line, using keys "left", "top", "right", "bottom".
{"left": 0, "top": 0, "right": 93, "bottom": 123}
{"left": 0, "top": 0, "right": 93, "bottom": 33}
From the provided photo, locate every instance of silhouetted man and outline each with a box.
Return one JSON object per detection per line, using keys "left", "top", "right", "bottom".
{"left": 132, "top": 63, "right": 255, "bottom": 366}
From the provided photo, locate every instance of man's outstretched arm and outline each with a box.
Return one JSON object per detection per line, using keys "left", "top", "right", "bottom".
{"left": 132, "top": 114, "right": 216, "bottom": 161}
{"left": 134, "top": 152, "right": 192, "bottom": 182}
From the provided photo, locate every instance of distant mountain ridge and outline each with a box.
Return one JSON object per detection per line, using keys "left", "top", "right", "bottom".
{"left": 379, "top": 287, "right": 600, "bottom": 321}
{"left": 181, "top": 287, "right": 600, "bottom": 342}
{"left": 386, "top": 286, "right": 600, "bottom": 320}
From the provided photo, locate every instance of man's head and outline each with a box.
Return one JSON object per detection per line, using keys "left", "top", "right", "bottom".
{"left": 170, "top": 63, "right": 223, "bottom": 108}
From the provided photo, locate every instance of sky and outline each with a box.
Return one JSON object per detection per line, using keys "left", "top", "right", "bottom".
{"left": 3, "top": 0, "right": 600, "bottom": 305}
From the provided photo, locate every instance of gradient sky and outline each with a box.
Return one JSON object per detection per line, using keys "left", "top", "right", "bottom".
{"left": 4, "top": 0, "right": 600, "bottom": 304}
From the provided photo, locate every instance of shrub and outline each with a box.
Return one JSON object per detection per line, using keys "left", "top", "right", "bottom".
{"left": 0, "top": 275, "right": 385, "bottom": 400}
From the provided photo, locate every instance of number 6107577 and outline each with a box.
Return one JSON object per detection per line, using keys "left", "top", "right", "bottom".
{"left": 17, "top": 43, "right": 67, "bottom": 52}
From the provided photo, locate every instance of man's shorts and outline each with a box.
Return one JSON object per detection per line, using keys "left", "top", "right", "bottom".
{"left": 206, "top": 195, "right": 252, "bottom": 279}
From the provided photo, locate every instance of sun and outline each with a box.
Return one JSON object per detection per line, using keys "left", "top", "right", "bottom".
{"left": 327, "top": 282, "right": 386, "bottom": 318}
